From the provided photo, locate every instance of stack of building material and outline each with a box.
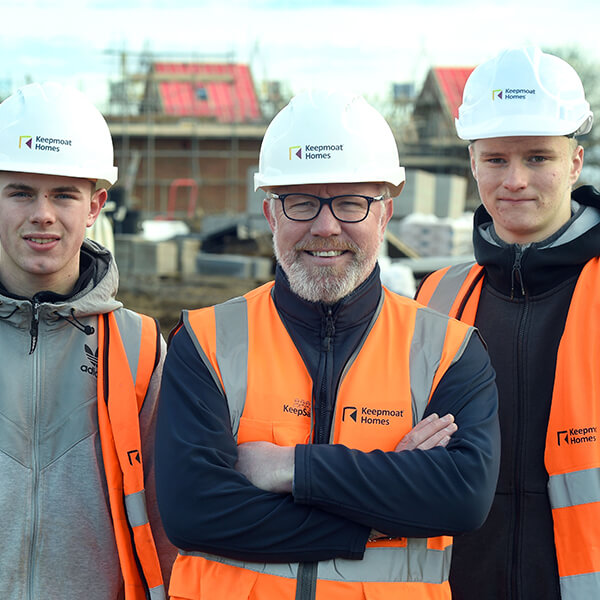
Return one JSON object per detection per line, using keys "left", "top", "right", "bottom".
{"left": 393, "top": 170, "right": 468, "bottom": 219}
{"left": 397, "top": 213, "right": 473, "bottom": 257}
{"left": 114, "top": 235, "right": 179, "bottom": 276}
{"left": 195, "top": 252, "right": 272, "bottom": 279}
{"left": 378, "top": 255, "right": 417, "bottom": 297}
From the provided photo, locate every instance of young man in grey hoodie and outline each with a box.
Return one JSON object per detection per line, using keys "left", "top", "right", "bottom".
{"left": 0, "top": 82, "right": 174, "bottom": 600}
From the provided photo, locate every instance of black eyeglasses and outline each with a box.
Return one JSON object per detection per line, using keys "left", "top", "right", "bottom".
{"left": 267, "top": 192, "right": 385, "bottom": 223}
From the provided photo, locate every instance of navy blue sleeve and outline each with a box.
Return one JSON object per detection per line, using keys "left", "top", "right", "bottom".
{"left": 294, "top": 333, "right": 500, "bottom": 538}
{"left": 155, "top": 325, "right": 370, "bottom": 563}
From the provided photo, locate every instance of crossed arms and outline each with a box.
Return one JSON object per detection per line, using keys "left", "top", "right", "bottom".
{"left": 155, "top": 327, "right": 499, "bottom": 563}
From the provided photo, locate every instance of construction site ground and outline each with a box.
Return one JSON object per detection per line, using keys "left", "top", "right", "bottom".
{"left": 116, "top": 273, "right": 268, "bottom": 336}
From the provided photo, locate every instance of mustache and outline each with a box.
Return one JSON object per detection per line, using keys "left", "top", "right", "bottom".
{"left": 295, "top": 239, "right": 360, "bottom": 253}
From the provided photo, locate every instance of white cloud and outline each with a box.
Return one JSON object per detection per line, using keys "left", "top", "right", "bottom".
{"left": 1, "top": 0, "right": 598, "bottom": 104}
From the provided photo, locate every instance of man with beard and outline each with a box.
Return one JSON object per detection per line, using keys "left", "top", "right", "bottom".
{"left": 155, "top": 90, "right": 500, "bottom": 600}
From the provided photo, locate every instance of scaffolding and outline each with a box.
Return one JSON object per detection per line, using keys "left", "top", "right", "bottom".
{"left": 104, "top": 49, "right": 276, "bottom": 223}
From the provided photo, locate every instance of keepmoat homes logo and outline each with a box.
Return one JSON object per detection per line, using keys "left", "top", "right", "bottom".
{"left": 289, "top": 143, "right": 344, "bottom": 160}
{"left": 19, "top": 134, "right": 73, "bottom": 153}
{"left": 492, "top": 88, "right": 536, "bottom": 101}
{"left": 556, "top": 426, "right": 597, "bottom": 446}
{"left": 342, "top": 405, "right": 405, "bottom": 426}
{"left": 283, "top": 397, "right": 311, "bottom": 418}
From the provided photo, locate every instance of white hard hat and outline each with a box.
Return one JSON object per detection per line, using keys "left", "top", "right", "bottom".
{"left": 0, "top": 81, "right": 118, "bottom": 189}
{"left": 254, "top": 90, "right": 405, "bottom": 197}
{"left": 456, "top": 47, "right": 593, "bottom": 140}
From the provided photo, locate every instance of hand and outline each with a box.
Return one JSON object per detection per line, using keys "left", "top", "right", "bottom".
{"left": 394, "top": 413, "right": 457, "bottom": 452}
{"left": 235, "top": 441, "right": 295, "bottom": 494}
{"left": 368, "top": 529, "right": 392, "bottom": 542}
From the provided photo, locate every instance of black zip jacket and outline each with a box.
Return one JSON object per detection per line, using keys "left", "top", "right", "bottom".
{"left": 447, "top": 185, "right": 600, "bottom": 600}
{"left": 155, "top": 264, "right": 499, "bottom": 564}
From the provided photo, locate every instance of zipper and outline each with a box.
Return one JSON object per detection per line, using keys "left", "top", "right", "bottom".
{"left": 510, "top": 247, "right": 526, "bottom": 299}
{"left": 299, "top": 291, "right": 383, "bottom": 597}
{"left": 297, "top": 307, "right": 336, "bottom": 600}
{"left": 29, "top": 300, "right": 40, "bottom": 354}
{"left": 27, "top": 306, "right": 41, "bottom": 600}
{"left": 322, "top": 306, "right": 335, "bottom": 352}
{"left": 315, "top": 306, "right": 335, "bottom": 444}
{"left": 511, "top": 281, "right": 529, "bottom": 599}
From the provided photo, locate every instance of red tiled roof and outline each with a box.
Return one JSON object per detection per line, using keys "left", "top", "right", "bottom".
{"left": 153, "top": 62, "right": 261, "bottom": 122}
{"left": 433, "top": 67, "right": 474, "bottom": 119}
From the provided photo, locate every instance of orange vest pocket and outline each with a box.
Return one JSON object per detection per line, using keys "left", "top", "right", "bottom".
{"left": 363, "top": 580, "right": 450, "bottom": 600}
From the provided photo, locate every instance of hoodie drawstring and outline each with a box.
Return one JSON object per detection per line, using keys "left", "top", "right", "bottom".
{"left": 55, "top": 308, "right": 96, "bottom": 335}
{"left": 0, "top": 306, "right": 20, "bottom": 321}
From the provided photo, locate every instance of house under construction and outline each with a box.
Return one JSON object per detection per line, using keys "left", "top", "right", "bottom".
{"left": 106, "top": 57, "right": 281, "bottom": 226}
{"left": 106, "top": 56, "right": 477, "bottom": 230}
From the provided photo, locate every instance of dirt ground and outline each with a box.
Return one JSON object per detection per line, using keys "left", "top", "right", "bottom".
{"left": 116, "top": 274, "right": 266, "bottom": 336}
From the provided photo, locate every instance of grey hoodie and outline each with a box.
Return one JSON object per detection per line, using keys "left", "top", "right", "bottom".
{"left": 0, "top": 240, "right": 174, "bottom": 599}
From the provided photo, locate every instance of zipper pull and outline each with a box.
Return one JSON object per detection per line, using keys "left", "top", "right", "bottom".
{"left": 29, "top": 301, "right": 40, "bottom": 355}
{"left": 323, "top": 306, "right": 335, "bottom": 352}
{"left": 510, "top": 248, "right": 526, "bottom": 299}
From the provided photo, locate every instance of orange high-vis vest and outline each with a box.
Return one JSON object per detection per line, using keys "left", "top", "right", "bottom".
{"left": 417, "top": 258, "right": 600, "bottom": 599}
{"left": 97, "top": 310, "right": 166, "bottom": 600}
{"left": 170, "top": 281, "right": 476, "bottom": 600}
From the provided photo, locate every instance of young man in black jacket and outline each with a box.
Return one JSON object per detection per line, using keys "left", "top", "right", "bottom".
{"left": 417, "top": 47, "right": 598, "bottom": 600}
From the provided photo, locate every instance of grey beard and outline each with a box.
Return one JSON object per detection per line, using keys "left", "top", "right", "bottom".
{"left": 273, "top": 238, "right": 377, "bottom": 304}
{"left": 283, "top": 260, "right": 368, "bottom": 304}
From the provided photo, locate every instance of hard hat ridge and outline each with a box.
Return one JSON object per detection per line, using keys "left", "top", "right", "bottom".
{"left": 456, "top": 47, "right": 593, "bottom": 140}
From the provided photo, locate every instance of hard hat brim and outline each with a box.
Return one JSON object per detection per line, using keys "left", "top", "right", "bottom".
{"left": 254, "top": 167, "right": 406, "bottom": 198}
{"left": 456, "top": 113, "right": 594, "bottom": 140}
{"left": 0, "top": 161, "right": 118, "bottom": 189}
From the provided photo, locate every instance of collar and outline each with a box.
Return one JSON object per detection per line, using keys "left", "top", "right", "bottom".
{"left": 473, "top": 185, "right": 600, "bottom": 296}
{"left": 0, "top": 246, "right": 97, "bottom": 303}
{"left": 272, "top": 262, "right": 383, "bottom": 333}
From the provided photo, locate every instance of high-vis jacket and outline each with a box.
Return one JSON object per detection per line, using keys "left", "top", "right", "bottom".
{"left": 97, "top": 310, "right": 165, "bottom": 600}
{"left": 0, "top": 240, "right": 173, "bottom": 600}
{"left": 418, "top": 258, "right": 600, "bottom": 599}
{"left": 416, "top": 186, "right": 600, "bottom": 600}
{"left": 162, "top": 276, "right": 492, "bottom": 600}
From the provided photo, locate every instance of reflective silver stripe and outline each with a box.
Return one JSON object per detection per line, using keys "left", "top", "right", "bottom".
{"left": 214, "top": 297, "right": 249, "bottom": 440}
{"left": 548, "top": 469, "right": 600, "bottom": 598}
{"left": 181, "top": 540, "right": 451, "bottom": 584}
{"left": 426, "top": 262, "right": 476, "bottom": 315}
{"left": 113, "top": 309, "right": 143, "bottom": 383}
{"left": 548, "top": 467, "right": 600, "bottom": 509}
{"left": 124, "top": 489, "right": 149, "bottom": 528}
{"left": 182, "top": 311, "right": 225, "bottom": 398}
{"left": 125, "top": 488, "right": 166, "bottom": 598}
{"left": 410, "top": 307, "right": 450, "bottom": 425}
{"left": 560, "top": 571, "right": 600, "bottom": 599}
{"left": 183, "top": 301, "right": 250, "bottom": 439}
{"left": 149, "top": 584, "right": 167, "bottom": 599}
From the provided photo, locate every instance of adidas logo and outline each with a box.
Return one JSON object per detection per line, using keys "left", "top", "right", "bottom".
{"left": 81, "top": 344, "right": 98, "bottom": 377}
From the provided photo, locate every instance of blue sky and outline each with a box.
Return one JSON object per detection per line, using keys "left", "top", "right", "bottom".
{"left": 2, "top": 0, "right": 600, "bottom": 108}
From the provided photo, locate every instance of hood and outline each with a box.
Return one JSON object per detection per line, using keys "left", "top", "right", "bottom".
{"left": 64, "top": 239, "right": 123, "bottom": 317}
{"left": 473, "top": 185, "right": 600, "bottom": 296}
